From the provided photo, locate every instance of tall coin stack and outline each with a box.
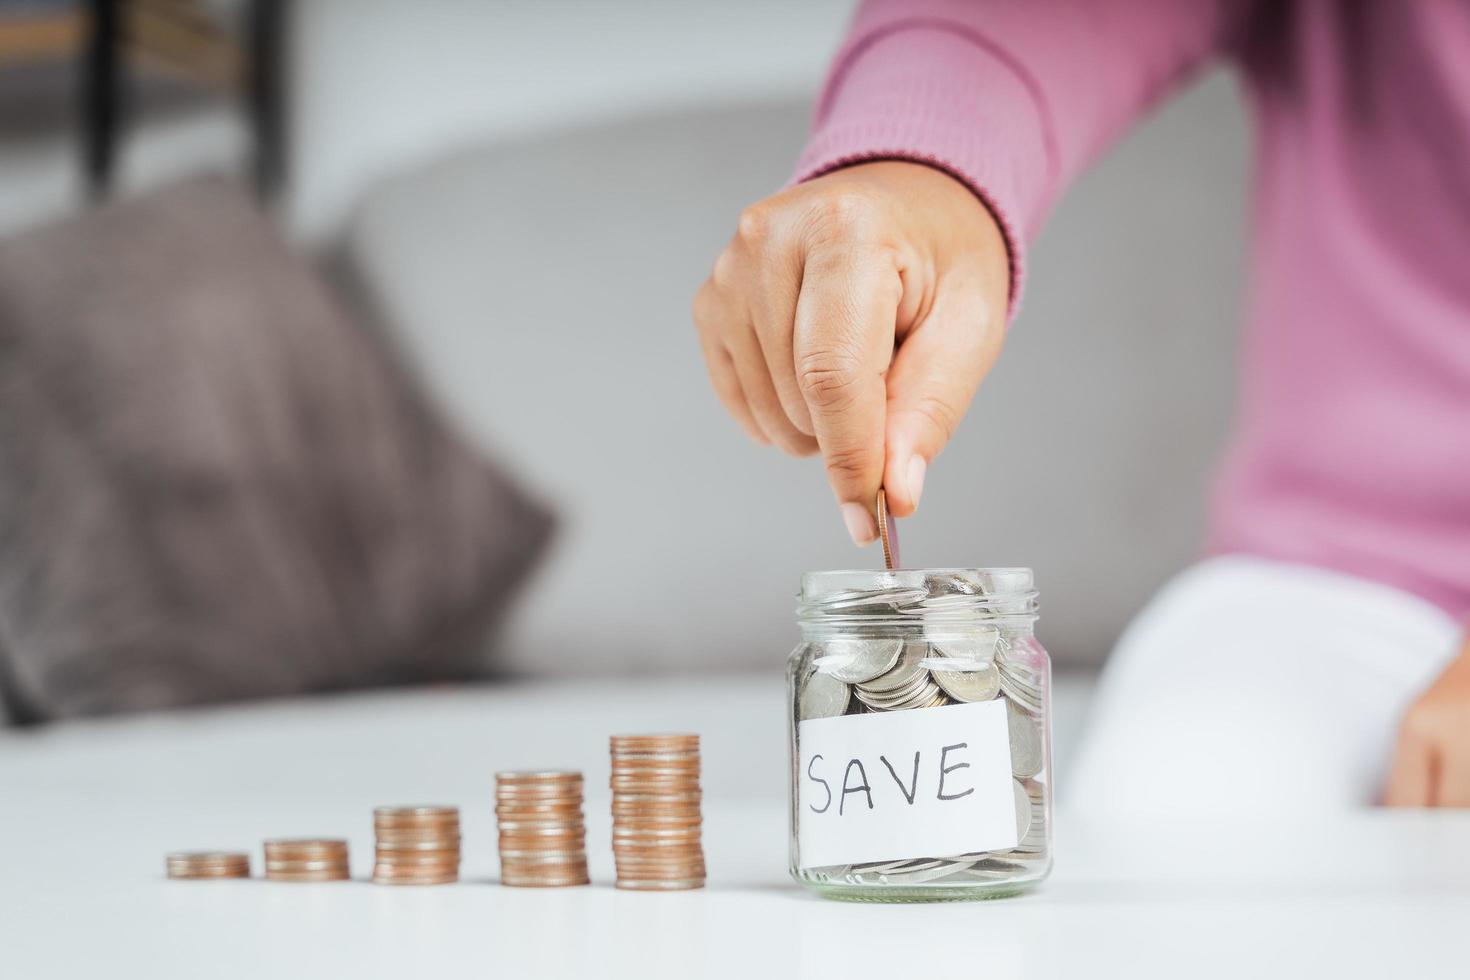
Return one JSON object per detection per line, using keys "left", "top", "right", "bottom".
{"left": 495, "top": 771, "right": 590, "bottom": 887}
{"left": 264, "top": 839, "right": 350, "bottom": 881}
{"left": 609, "top": 734, "right": 705, "bottom": 891}
{"left": 372, "top": 806, "right": 461, "bottom": 885}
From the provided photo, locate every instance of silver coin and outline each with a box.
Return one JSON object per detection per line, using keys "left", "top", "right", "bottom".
{"left": 931, "top": 663, "right": 999, "bottom": 703}
{"left": 924, "top": 572, "right": 983, "bottom": 596}
{"left": 931, "top": 632, "right": 1000, "bottom": 663}
{"left": 918, "top": 689, "right": 952, "bottom": 709}
{"left": 958, "top": 863, "right": 1029, "bottom": 881}
{"left": 852, "top": 670, "right": 926, "bottom": 705}
{"left": 854, "top": 674, "right": 940, "bottom": 711}
{"left": 1008, "top": 700, "right": 1044, "bottom": 777}
{"left": 998, "top": 651, "right": 1045, "bottom": 713}
{"left": 822, "top": 638, "right": 904, "bottom": 684}
{"left": 877, "top": 861, "right": 972, "bottom": 885}
{"left": 929, "top": 635, "right": 1001, "bottom": 702}
{"left": 1012, "top": 779, "right": 1033, "bottom": 840}
{"left": 818, "top": 587, "right": 928, "bottom": 612}
{"left": 901, "top": 594, "right": 979, "bottom": 615}
{"left": 854, "top": 857, "right": 943, "bottom": 874}
{"left": 892, "top": 679, "right": 945, "bottom": 710}
{"left": 1001, "top": 683, "right": 1044, "bottom": 717}
{"left": 799, "top": 671, "right": 851, "bottom": 720}
{"left": 855, "top": 641, "right": 929, "bottom": 695}
{"left": 970, "top": 857, "right": 1028, "bottom": 872}
{"left": 996, "top": 637, "right": 1046, "bottom": 700}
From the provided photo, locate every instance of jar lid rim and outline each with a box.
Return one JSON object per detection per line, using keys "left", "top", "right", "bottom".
{"left": 800, "top": 567, "right": 1034, "bottom": 596}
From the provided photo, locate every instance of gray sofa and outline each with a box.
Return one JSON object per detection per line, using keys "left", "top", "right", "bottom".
{"left": 335, "top": 72, "right": 1248, "bottom": 676}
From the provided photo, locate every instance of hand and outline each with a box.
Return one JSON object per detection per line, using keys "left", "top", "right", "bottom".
{"left": 1385, "top": 636, "right": 1470, "bottom": 807}
{"left": 692, "top": 161, "right": 1011, "bottom": 544}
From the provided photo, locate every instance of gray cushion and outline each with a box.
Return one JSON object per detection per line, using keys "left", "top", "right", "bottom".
{"left": 0, "top": 180, "right": 553, "bottom": 720}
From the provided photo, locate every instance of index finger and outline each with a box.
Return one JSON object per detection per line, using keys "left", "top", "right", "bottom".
{"left": 791, "top": 245, "right": 901, "bottom": 543}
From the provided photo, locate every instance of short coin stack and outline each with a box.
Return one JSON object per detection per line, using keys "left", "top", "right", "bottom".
{"left": 609, "top": 734, "right": 705, "bottom": 891}
{"left": 494, "top": 771, "right": 590, "bottom": 887}
{"left": 372, "top": 806, "right": 461, "bottom": 885}
{"left": 263, "top": 839, "right": 349, "bottom": 881}
{"left": 166, "top": 851, "right": 250, "bottom": 880}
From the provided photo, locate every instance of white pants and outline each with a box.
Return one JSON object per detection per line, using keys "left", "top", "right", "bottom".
{"left": 1068, "top": 556, "right": 1463, "bottom": 814}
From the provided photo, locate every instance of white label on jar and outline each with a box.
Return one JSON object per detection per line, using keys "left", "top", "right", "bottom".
{"left": 797, "top": 700, "right": 1019, "bottom": 869}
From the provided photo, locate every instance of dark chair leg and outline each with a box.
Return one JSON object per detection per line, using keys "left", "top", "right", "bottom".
{"left": 246, "top": 0, "right": 287, "bottom": 201}
{"left": 81, "top": 0, "right": 125, "bottom": 201}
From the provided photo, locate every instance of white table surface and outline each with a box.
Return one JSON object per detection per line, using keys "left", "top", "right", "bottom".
{"left": 2, "top": 674, "right": 1467, "bottom": 979}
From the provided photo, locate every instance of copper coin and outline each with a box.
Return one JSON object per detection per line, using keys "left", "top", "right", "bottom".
{"left": 496, "top": 782, "right": 585, "bottom": 796}
{"left": 610, "top": 789, "right": 702, "bottom": 801}
{"left": 265, "top": 872, "right": 349, "bottom": 882}
{"left": 498, "top": 839, "right": 586, "bottom": 853}
{"left": 610, "top": 810, "right": 702, "bottom": 822}
{"left": 613, "top": 861, "right": 706, "bottom": 874}
{"left": 611, "top": 799, "right": 703, "bottom": 813}
{"left": 265, "top": 858, "right": 350, "bottom": 871}
{"left": 496, "top": 797, "right": 581, "bottom": 808}
{"left": 167, "top": 851, "right": 249, "bottom": 866}
{"left": 500, "top": 852, "right": 588, "bottom": 865}
{"left": 502, "top": 874, "right": 590, "bottom": 888}
{"left": 374, "top": 805, "right": 458, "bottom": 818}
{"left": 371, "top": 862, "right": 458, "bottom": 875}
{"left": 613, "top": 863, "right": 706, "bottom": 876}
{"left": 615, "top": 878, "right": 704, "bottom": 891}
{"left": 372, "top": 874, "right": 457, "bottom": 886}
{"left": 610, "top": 780, "right": 701, "bottom": 793}
{"left": 497, "top": 801, "right": 581, "bottom": 812}
{"left": 614, "top": 840, "right": 705, "bottom": 852}
{"left": 612, "top": 759, "right": 698, "bottom": 769}
{"left": 613, "top": 824, "right": 704, "bottom": 837}
{"left": 876, "top": 487, "right": 900, "bottom": 569}
{"left": 496, "top": 814, "right": 586, "bottom": 827}
{"left": 166, "top": 852, "right": 250, "bottom": 879}
{"left": 610, "top": 734, "right": 699, "bottom": 749}
{"left": 373, "top": 806, "right": 459, "bottom": 826}
{"left": 609, "top": 769, "right": 700, "bottom": 780}
{"left": 613, "top": 866, "right": 706, "bottom": 877}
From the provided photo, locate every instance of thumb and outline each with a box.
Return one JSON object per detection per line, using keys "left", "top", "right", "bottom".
{"left": 882, "top": 288, "right": 1003, "bottom": 517}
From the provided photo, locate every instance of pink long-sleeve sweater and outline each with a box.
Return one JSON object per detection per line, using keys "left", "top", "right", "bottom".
{"left": 795, "top": 0, "right": 1470, "bottom": 621}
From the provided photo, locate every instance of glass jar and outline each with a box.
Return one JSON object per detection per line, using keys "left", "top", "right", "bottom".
{"left": 787, "top": 568, "right": 1051, "bottom": 902}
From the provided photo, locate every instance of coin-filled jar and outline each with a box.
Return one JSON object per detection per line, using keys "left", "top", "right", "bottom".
{"left": 788, "top": 568, "right": 1051, "bottom": 901}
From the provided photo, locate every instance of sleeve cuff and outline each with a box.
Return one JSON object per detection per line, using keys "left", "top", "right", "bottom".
{"left": 792, "top": 23, "right": 1057, "bottom": 319}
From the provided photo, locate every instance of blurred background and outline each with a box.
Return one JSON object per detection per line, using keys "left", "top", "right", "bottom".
{"left": 0, "top": 0, "right": 1247, "bottom": 725}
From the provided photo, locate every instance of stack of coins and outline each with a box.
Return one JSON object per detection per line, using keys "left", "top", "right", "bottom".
{"left": 494, "top": 771, "right": 590, "bottom": 887}
{"left": 372, "top": 806, "right": 461, "bottom": 885}
{"left": 609, "top": 734, "right": 705, "bottom": 891}
{"left": 166, "top": 851, "right": 250, "bottom": 880}
{"left": 263, "top": 839, "right": 349, "bottom": 881}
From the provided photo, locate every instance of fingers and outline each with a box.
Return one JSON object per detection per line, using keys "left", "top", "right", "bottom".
{"left": 693, "top": 282, "right": 767, "bottom": 445}
{"left": 743, "top": 210, "right": 816, "bottom": 437}
{"left": 881, "top": 279, "right": 1004, "bottom": 518}
{"left": 695, "top": 242, "right": 817, "bottom": 456}
{"left": 793, "top": 245, "right": 901, "bottom": 543}
{"left": 1384, "top": 719, "right": 1435, "bottom": 807}
{"left": 723, "top": 316, "right": 819, "bottom": 457}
